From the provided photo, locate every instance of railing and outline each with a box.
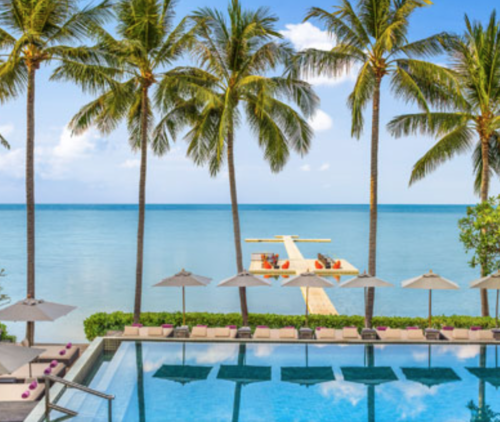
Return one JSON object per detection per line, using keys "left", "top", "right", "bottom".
{"left": 44, "top": 375, "right": 115, "bottom": 421}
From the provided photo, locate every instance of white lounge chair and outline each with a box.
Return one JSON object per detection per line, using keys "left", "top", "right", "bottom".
{"left": 0, "top": 362, "right": 66, "bottom": 382}
{"left": 315, "top": 327, "right": 336, "bottom": 340}
{"left": 0, "top": 383, "right": 45, "bottom": 402}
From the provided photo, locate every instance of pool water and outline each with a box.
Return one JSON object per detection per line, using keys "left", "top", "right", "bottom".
{"left": 55, "top": 341, "right": 500, "bottom": 422}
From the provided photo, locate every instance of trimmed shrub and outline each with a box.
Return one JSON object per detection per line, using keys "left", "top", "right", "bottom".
{"left": 0, "top": 322, "right": 16, "bottom": 342}
{"left": 83, "top": 311, "right": 499, "bottom": 341}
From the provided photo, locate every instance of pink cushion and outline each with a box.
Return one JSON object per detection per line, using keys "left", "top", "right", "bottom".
{"left": 29, "top": 381, "right": 38, "bottom": 390}
{"left": 50, "top": 360, "right": 58, "bottom": 368}
{"left": 470, "top": 326, "right": 482, "bottom": 331}
{"left": 196, "top": 324, "right": 207, "bottom": 327}
{"left": 407, "top": 327, "right": 418, "bottom": 330}
{"left": 442, "top": 326, "right": 454, "bottom": 331}
{"left": 44, "top": 367, "right": 52, "bottom": 375}
{"left": 226, "top": 325, "right": 237, "bottom": 329}
{"left": 22, "top": 391, "right": 30, "bottom": 399}
{"left": 132, "top": 323, "right": 143, "bottom": 327}
{"left": 162, "top": 324, "right": 173, "bottom": 328}
{"left": 66, "top": 342, "right": 72, "bottom": 349}
{"left": 59, "top": 349, "right": 66, "bottom": 356}
{"left": 377, "top": 327, "right": 387, "bottom": 331}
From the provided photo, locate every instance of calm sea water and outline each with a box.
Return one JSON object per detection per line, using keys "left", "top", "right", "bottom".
{"left": 0, "top": 204, "right": 483, "bottom": 343}
{"left": 55, "top": 341, "right": 500, "bottom": 422}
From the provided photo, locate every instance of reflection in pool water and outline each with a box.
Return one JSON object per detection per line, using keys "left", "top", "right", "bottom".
{"left": 56, "top": 342, "right": 500, "bottom": 422}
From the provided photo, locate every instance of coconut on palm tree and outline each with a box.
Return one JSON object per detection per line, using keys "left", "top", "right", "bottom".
{"left": 293, "top": 0, "right": 451, "bottom": 327}
{"left": 388, "top": 12, "right": 500, "bottom": 316}
{"left": 54, "top": 0, "right": 196, "bottom": 323}
{"left": 156, "top": 0, "right": 318, "bottom": 325}
{"left": 0, "top": 0, "right": 112, "bottom": 343}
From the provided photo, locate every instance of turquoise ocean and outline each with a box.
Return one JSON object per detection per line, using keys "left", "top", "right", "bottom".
{"left": 0, "top": 204, "right": 482, "bottom": 343}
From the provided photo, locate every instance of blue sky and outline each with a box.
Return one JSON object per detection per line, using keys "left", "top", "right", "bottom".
{"left": 0, "top": 0, "right": 498, "bottom": 204}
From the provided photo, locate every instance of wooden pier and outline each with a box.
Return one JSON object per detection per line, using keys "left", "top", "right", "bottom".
{"left": 246, "top": 235, "right": 359, "bottom": 315}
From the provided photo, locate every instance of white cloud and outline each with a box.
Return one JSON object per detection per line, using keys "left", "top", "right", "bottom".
{"left": 249, "top": 344, "right": 276, "bottom": 358}
{"left": 120, "top": 159, "right": 140, "bottom": 169}
{"left": 281, "top": 22, "right": 358, "bottom": 86}
{"left": 0, "top": 124, "right": 14, "bottom": 136}
{"left": 300, "top": 164, "right": 311, "bottom": 172}
{"left": 319, "top": 163, "right": 330, "bottom": 172}
{"left": 281, "top": 22, "right": 334, "bottom": 51}
{"left": 320, "top": 380, "right": 365, "bottom": 406}
{"left": 54, "top": 126, "right": 96, "bottom": 160}
{"left": 308, "top": 110, "right": 333, "bottom": 132}
{"left": 0, "top": 148, "right": 24, "bottom": 178}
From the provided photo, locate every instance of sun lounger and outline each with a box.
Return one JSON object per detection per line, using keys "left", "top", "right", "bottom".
{"left": 190, "top": 325, "right": 208, "bottom": 338}
{"left": 315, "top": 327, "right": 336, "bottom": 340}
{"left": 210, "top": 326, "right": 238, "bottom": 339}
{"left": 37, "top": 345, "right": 80, "bottom": 366}
{"left": 0, "top": 362, "right": 66, "bottom": 382}
{"left": 122, "top": 325, "right": 174, "bottom": 338}
{"left": 405, "top": 327, "right": 426, "bottom": 340}
{"left": 467, "top": 329, "right": 494, "bottom": 341}
{"left": 441, "top": 328, "right": 470, "bottom": 340}
{"left": 0, "top": 383, "right": 45, "bottom": 402}
{"left": 253, "top": 326, "right": 271, "bottom": 339}
{"left": 278, "top": 327, "right": 298, "bottom": 340}
{"left": 341, "top": 327, "right": 361, "bottom": 340}
{"left": 376, "top": 327, "right": 402, "bottom": 340}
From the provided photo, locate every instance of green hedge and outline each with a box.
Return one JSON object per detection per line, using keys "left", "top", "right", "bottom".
{"left": 0, "top": 322, "right": 16, "bottom": 342}
{"left": 84, "top": 311, "right": 499, "bottom": 341}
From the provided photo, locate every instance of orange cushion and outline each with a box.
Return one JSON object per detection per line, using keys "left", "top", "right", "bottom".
{"left": 315, "top": 261, "right": 323, "bottom": 269}
{"left": 333, "top": 260, "right": 341, "bottom": 269}
{"left": 263, "top": 261, "right": 272, "bottom": 269}
{"left": 282, "top": 261, "right": 290, "bottom": 269}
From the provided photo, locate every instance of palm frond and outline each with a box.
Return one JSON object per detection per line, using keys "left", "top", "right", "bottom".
{"left": 410, "top": 124, "right": 475, "bottom": 185}
{"left": 388, "top": 112, "right": 471, "bottom": 138}
{"left": 347, "top": 61, "right": 375, "bottom": 138}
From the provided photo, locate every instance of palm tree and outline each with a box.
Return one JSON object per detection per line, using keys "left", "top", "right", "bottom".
{"left": 0, "top": 136, "right": 8, "bottom": 149}
{"left": 388, "top": 12, "right": 500, "bottom": 316}
{"left": 0, "top": 0, "right": 112, "bottom": 343}
{"left": 157, "top": 0, "right": 318, "bottom": 325}
{"left": 293, "top": 0, "right": 451, "bottom": 327}
{"left": 54, "top": 0, "right": 195, "bottom": 323}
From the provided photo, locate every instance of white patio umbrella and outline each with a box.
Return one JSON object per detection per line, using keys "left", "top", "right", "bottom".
{"left": 470, "top": 271, "right": 500, "bottom": 328}
{"left": 0, "top": 298, "right": 76, "bottom": 346}
{"left": 218, "top": 271, "right": 272, "bottom": 287}
{"left": 0, "top": 343, "right": 45, "bottom": 378}
{"left": 282, "top": 272, "right": 334, "bottom": 326}
{"left": 402, "top": 270, "right": 459, "bottom": 328}
{"left": 154, "top": 269, "right": 212, "bottom": 326}
{"left": 340, "top": 271, "right": 393, "bottom": 327}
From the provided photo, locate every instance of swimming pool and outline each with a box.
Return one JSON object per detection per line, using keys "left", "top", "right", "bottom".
{"left": 54, "top": 341, "right": 500, "bottom": 421}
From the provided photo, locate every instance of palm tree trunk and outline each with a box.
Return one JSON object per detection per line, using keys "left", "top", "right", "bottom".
{"left": 133, "top": 86, "right": 149, "bottom": 324}
{"left": 26, "top": 65, "right": 36, "bottom": 345}
{"left": 479, "top": 137, "right": 490, "bottom": 317}
{"left": 365, "top": 77, "right": 382, "bottom": 329}
{"left": 227, "top": 128, "right": 249, "bottom": 326}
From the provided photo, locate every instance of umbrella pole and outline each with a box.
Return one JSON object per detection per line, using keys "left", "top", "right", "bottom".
{"left": 182, "top": 286, "right": 186, "bottom": 327}
{"left": 496, "top": 289, "right": 499, "bottom": 329}
{"left": 428, "top": 289, "right": 432, "bottom": 329}
{"left": 305, "top": 287, "right": 309, "bottom": 327}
